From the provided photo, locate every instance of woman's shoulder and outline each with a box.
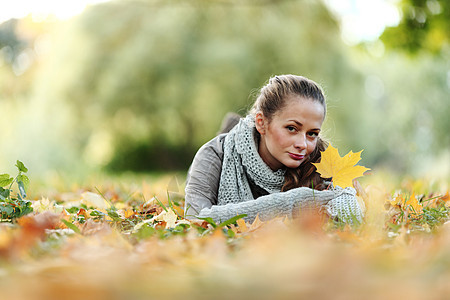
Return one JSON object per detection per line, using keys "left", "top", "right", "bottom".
{"left": 195, "top": 133, "right": 227, "bottom": 160}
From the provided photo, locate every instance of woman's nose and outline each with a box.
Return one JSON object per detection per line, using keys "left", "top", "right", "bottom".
{"left": 294, "top": 134, "right": 307, "bottom": 150}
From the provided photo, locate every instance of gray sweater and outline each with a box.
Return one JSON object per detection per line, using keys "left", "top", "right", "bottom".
{"left": 184, "top": 134, "right": 358, "bottom": 223}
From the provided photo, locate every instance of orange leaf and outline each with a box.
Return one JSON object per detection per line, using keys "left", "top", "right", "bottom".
{"left": 437, "top": 191, "right": 449, "bottom": 206}
{"left": 312, "top": 144, "right": 370, "bottom": 188}
{"left": 118, "top": 208, "right": 135, "bottom": 219}
{"left": 405, "top": 193, "right": 423, "bottom": 214}
{"left": 236, "top": 218, "right": 248, "bottom": 233}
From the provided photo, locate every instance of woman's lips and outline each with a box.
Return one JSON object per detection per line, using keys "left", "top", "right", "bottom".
{"left": 288, "top": 153, "right": 305, "bottom": 160}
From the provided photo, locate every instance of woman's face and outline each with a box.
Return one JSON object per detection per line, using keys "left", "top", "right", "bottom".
{"left": 255, "top": 95, "right": 325, "bottom": 170}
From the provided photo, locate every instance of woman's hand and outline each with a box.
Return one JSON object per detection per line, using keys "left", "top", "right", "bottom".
{"left": 291, "top": 186, "right": 344, "bottom": 211}
{"left": 323, "top": 186, "right": 364, "bottom": 224}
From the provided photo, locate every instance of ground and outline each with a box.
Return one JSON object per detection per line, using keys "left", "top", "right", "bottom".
{"left": 0, "top": 171, "right": 449, "bottom": 299}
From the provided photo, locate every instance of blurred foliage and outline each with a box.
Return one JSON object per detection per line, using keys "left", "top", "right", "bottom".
{"left": 349, "top": 49, "right": 450, "bottom": 175}
{"left": 13, "top": 0, "right": 362, "bottom": 173}
{"left": 0, "top": 0, "right": 449, "bottom": 178}
{"left": 381, "top": 0, "right": 450, "bottom": 55}
{"left": 0, "top": 19, "right": 25, "bottom": 66}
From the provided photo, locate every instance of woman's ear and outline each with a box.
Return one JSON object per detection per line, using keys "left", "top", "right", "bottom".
{"left": 255, "top": 112, "right": 266, "bottom": 135}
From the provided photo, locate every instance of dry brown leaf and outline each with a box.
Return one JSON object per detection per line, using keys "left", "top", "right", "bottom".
{"left": 248, "top": 214, "right": 265, "bottom": 232}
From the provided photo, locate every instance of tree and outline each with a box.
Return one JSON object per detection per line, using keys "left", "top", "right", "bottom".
{"left": 381, "top": 0, "right": 450, "bottom": 55}
{"left": 28, "top": 0, "right": 365, "bottom": 172}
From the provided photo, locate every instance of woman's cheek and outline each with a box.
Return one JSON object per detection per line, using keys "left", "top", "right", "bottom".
{"left": 276, "top": 130, "right": 290, "bottom": 146}
{"left": 306, "top": 140, "right": 317, "bottom": 155}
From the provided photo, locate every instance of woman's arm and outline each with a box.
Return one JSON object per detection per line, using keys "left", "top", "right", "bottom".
{"left": 184, "top": 135, "right": 226, "bottom": 218}
{"left": 197, "top": 187, "right": 363, "bottom": 224}
{"left": 196, "top": 187, "right": 341, "bottom": 223}
{"left": 184, "top": 135, "right": 339, "bottom": 223}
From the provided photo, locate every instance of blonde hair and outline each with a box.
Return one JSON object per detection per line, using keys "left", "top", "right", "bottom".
{"left": 251, "top": 74, "right": 326, "bottom": 120}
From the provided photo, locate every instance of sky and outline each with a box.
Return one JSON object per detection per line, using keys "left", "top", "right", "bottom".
{"left": 324, "top": 0, "right": 400, "bottom": 44}
{"left": 0, "top": 0, "right": 400, "bottom": 44}
{"left": 0, "top": 0, "right": 109, "bottom": 23}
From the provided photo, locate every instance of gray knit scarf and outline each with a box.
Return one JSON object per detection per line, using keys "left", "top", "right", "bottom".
{"left": 217, "top": 115, "right": 286, "bottom": 205}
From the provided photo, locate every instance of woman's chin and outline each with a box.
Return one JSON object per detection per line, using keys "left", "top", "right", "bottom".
{"left": 284, "top": 160, "right": 303, "bottom": 169}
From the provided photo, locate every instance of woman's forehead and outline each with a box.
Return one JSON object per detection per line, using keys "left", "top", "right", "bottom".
{"left": 277, "top": 96, "right": 325, "bottom": 116}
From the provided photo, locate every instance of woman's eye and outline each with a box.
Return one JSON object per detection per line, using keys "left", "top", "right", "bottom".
{"left": 308, "top": 132, "right": 319, "bottom": 138}
{"left": 287, "top": 126, "right": 296, "bottom": 132}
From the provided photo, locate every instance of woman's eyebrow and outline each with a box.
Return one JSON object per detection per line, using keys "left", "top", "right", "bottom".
{"left": 289, "top": 120, "right": 303, "bottom": 126}
{"left": 289, "top": 120, "right": 321, "bottom": 131}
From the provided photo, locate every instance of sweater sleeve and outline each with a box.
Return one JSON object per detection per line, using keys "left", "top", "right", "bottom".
{"left": 196, "top": 187, "right": 340, "bottom": 223}
{"left": 184, "top": 135, "right": 226, "bottom": 218}
{"left": 323, "top": 187, "right": 364, "bottom": 224}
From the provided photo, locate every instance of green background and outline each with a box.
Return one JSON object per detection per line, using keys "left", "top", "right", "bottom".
{"left": 0, "top": 0, "right": 449, "bottom": 181}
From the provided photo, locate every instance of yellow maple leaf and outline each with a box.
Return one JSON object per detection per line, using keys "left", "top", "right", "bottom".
{"left": 312, "top": 144, "right": 370, "bottom": 188}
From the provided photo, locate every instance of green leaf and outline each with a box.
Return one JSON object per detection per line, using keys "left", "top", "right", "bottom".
{"left": 15, "top": 160, "right": 28, "bottom": 173}
{"left": 90, "top": 210, "right": 106, "bottom": 217}
{"left": 66, "top": 206, "right": 80, "bottom": 214}
{"left": 134, "top": 223, "right": 156, "bottom": 240}
{"left": 0, "top": 204, "right": 14, "bottom": 216}
{"left": 20, "top": 201, "right": 33, "bottom": 217}
{"left": 17, "top": 174, "right": 30, "bottom": 189}
{"left": 197, "top": 217, "right": 217, "bottom": 228}
{"left": 12, "top": 200, "right": 33, "bottom": 218}
{"left": 0, "top": 187, "right": 10, "bottom": 200}
{"left": 61, "top": 219, "right": 81, "bottom": 234}
{"left": 218, "top": 214, "right": 247, "bottom": 228}
{"left": 17, "top": 181, "right": 26, "bottom": 200}
{"left": 227, "top": 228, "right": 235, "bottom": 238}
{"left": 198, "top": 214, "right": 247, "bottom": 230}
{"left": 0, "top": 174, "right": 14, "bottom": 187}
{"left": 107, "top": 209, "right": 122, "bottom": 221}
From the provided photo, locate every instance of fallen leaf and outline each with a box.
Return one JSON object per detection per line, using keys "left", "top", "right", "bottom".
{"left": 312, "top": 144, "right": 370, "bottom": 188}
{"left": 437, "top": 191, "right": 449, "bottom": 206}
{"left": 134, "top": 208, "right": 180, "bottom": 230}
{"left": 96, "top": 208, "right": 113, "bottom": 221}
{"left": 81, "top": 192, "right": 109, "bottom": 209}
{"left": 77, "top": 208, "right": 89, "bottom": 219}
{"left": 405, "top": 193, "right": 423, "bottom": 214}
{"left": 7, "top": 212, "right": 61, "bottom": 258}
{"left": 80, "top": 219, "right": 111, "bottom": 236}
{"left": 236, "top": 218, "right": 248, "bottom": 233}
{"left": 118, "top": 208, "right": 135, "bottom": 219}
{"left": 248, "top": 214, "right": 265, "bottom": 232}
{"left": 155, "top": 209, "right": 178, "bottom": 228}
{"left": 32, "top": 197, "right": 65, "bottom": 214}
{"left": 390, "top": 194, "right": 404, "bottom": 208}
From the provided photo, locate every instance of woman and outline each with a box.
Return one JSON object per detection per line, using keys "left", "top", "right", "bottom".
{"left": 185, "top": 75, "right": 363, "bottom": 224}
